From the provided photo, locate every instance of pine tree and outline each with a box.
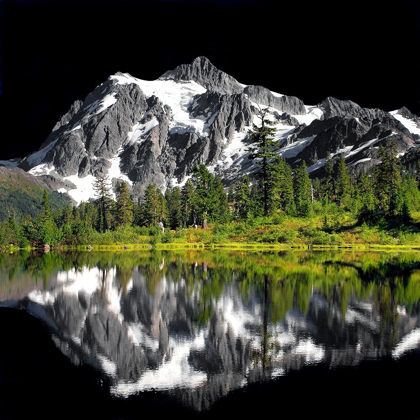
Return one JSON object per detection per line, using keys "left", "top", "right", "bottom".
{"left": 401, "top": 171, "right": 420, "bottom": 214}
{"left": 93, "top": 174, "right": 113, "bottom": 232}
{"left": 323, "top": 152, "right": 335, "bottom": 203}
{"left": 181, "top": 179, "right": 196, "bottom": 227}
{"left": 373, "top": 142, "right": 402, "bottom": 218}
{"left": 166, "top": 187, "right": 183, "bottom": 230}
{"left": 115, "top": 180, "right": 134, "bottom": 226}
{"left": 249, "top": 182, "right": 263, "bottom": 217}
{"left": 61, "top": 204, "right": 74, "bottom": 226}
{"left": 33, "top": 190, "right": 62, "bottom": 245}
{"left": 191, "top": 164, "right": 214, "bottom": 225}
{"left": 267, "top": 156, "right": 295, "bottom": 215}
{"left": 212, "top": 177, "right": 231, "bottom": 223}
{"left": 234, "top": 175, "right": 251, "bottom": 220}
{"left": 141, "top": 184, "right": 167, "bottom": 227}
{"left": 293, "top": 161, "right": 312, "bottom": 217}
{"left": 41, "top": 190, "right": 52, "bottom": 222}
{"left": 336, "top": 154, "right": 352, "bottom": 206}
{"left": 247, "top": 109, "right": 278, "bottom": 215}
{"left": 357, "top": 170, "right": 377, "bottom": 223}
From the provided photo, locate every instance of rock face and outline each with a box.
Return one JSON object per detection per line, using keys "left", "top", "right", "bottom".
{"left": 160, "top": 56, "right": 244, "bottom": 95}
{"left": 13, "top": 56, "right": 420, "bottom": 204}
{"left": 244, "top": 85, "right": 306, "bottom": 115}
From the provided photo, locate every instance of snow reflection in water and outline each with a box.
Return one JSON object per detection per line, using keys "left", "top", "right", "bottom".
{"left": 1, "top": 250, "right": 420, "bottom": 411}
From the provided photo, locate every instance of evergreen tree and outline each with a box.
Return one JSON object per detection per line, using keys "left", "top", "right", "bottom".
{"left": 234, "top": 175, "right": 251, "bottom": 220}
{"left": 166, "top": 187, "right": 183, "bottom": 230}
{"left": 212, "top": 177, "right": 231, "bottom": 223}
{"left": 115, "top": 181, "right": 134, "bottom": 226}
{"left": 358, "top": 171, "right": 375, "bottom": 211}
{"left": 61, "top": 204, "right": 74, "bottom": 226}
{"left": 19, "top": 214, "right": 35, "bottom": 247}
{"left": 141, "top": 184, "right": 167, "bottom": 227}
{"left": 373, "top": 142, "right": 403, "bottom": 219}
{"left": 293, "top": 161, "right": 312, "bottom": 217}
{"left": 401, "top": 171, "right": 420, "bottom": 214}
{"left": 249, "top": 182, "right": 263, "bottom": 217}
{"left": 227, "top": 185, "right": 235, "bottom": 204}
{"left": 93, "top": 175, "right": 113, "bottom": 232}
{"left": 336, "top": 154, "right": 352, "bottom": 206}
{"left": 181, "top": 179, "right": 196, "bottom": 227}
{"left": 322, "top": 152, "right": 335, "bottom": 203}
{"left": 0, "top": 215, "right": 22, "bottom": 246}
{"left": 41, "top": 189, "right": 53, "bottom": 222}
{"left": 267, "top": 156, "right": 295, "bottom": 215}
{"left": 72, "top": 205, "right": 81, "bottom": 223}
{"left": 247, "top": 110, "right": 278, "bottom": 215}
{"left": 31, "top": 190, "right": 62, "bottom": 245}
{"left": 357, "top": 170, "right": 377, "bottom": 223}
{"left": 191, "top": 164, "right": 214, "bottom": 225}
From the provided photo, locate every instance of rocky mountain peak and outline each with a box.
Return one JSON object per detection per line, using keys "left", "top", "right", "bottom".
{"left": 320, "top": 96, "right": 386, "bottom": 121}
{"left": 159, "top": 56, "right": 244, "bottom": 95}
{"left": 3, "top": 56, "right": 420, "bottom": 206}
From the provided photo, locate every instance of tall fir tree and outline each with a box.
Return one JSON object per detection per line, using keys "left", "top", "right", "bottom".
{"left": 181, "top": 179, "right": 196, "bottom": 227}
{"left": 267, "top": 156, "right": 295, "bottom": 215}
{"left": 293, "top": 161, "right": 312, "bottom": 217}
{"left": 247, "top": 109, "right": 278, "bottom": 215}
{"left": 166, "top": 187, "right": 183, "bottom": 230}
{"left": 191, "top": 164, "right": 214, "bottom": 225}
{"left": 212, "top": 177, "right": 231, "bottom": 223}
{"left": 115, "top": 180, "right": 134, "bottom": 226}
{"left": 249, "top": 182, "right": 263, "bottom": 217}
{"left": 141, "top": 183, "right": 167, "bottom": 227}
{"left": 373, "top": 142, "right": 403, "bottom": 218}
{"left": 336, "top": 154, "right": 352, "bottom": 206}
{"left": 93, "top": 174, "right": 114, "bottom": 232}
{"left": 234, "top": 175, "right": 251, "bottom": 220}
{"left": 321, "top": 152, "right": 335, "bottom": 203}
{"left": 34, "top": 190, "right": 61, "bottom": 245}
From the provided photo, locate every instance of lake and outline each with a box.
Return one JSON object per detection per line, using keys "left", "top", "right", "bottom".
{"left": 1, "top": 249, "right": 420, "bottom": 420}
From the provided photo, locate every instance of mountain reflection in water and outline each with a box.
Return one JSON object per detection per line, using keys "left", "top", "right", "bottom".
{"left": 1, "top": 250, "right": 420, "bottom": 418}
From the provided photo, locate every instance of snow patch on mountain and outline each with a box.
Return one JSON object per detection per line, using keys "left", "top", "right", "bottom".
{"left": 279, "top": 135, "right": 317, "bottom": 158}
{"left": 28, "top": 163, "right": 56, "bottom": 176}
{"left": 207, "top": 130, "right": 251, "bottom": 175}
{"left": 390, "top": 110, "right": 420, "bottom": 136}
{"left": 111, "top": 73, "right": 208, "bottom": 137}
{"left": 350, "top": 157, "right": 372, "bottom": 166}
{"left": 128, "top": 117, "right": 159, "bottom": 144}
{"left": 95, "top": 93, "right": 118, "bottom": 115}
{"left": 63, "top": 173, "right": 96, "bottom": 205}
{"left": 108, "top": 151, "right": 132, "bottom": 187}
{"left": 295, "top": 105, "right": 324, "bottom": 125}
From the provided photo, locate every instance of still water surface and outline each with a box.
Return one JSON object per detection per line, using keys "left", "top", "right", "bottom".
{"left": 1, "top": 250, "right": 420, "bottom": 419}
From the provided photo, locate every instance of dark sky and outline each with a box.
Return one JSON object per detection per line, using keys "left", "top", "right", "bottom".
{"left": 1, "top": 0, "right": 420, "bottom": 160}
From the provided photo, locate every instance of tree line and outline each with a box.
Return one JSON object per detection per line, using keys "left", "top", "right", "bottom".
{"left": 1, "top": 113, "right": 420, "bottom": 247}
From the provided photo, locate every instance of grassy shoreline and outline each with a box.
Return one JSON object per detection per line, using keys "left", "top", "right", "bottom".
{"left": 3, "top": 241, "right": 420, "bottom": 253}
{"left": 3, "top": 213, "right": 420, "bottom": 252}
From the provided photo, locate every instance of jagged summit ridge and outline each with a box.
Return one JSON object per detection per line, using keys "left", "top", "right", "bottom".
{"left": 3, "top": 56, "right": 420, "bottom": 205}
{"left": 159, "top": 56, "right": 244, "bottom": 95}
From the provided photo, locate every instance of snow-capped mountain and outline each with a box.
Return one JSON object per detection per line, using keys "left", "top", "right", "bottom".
{"left": 4, "top": 56, "right": 420, "bottom": 205}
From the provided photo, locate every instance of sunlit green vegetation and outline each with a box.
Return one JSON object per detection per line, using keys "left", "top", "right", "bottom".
{"left": 2, "top": 250, "right": 420, "bottom": 328}
{"left": 2, "top": 124, "right": 420, "bottom": 249}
